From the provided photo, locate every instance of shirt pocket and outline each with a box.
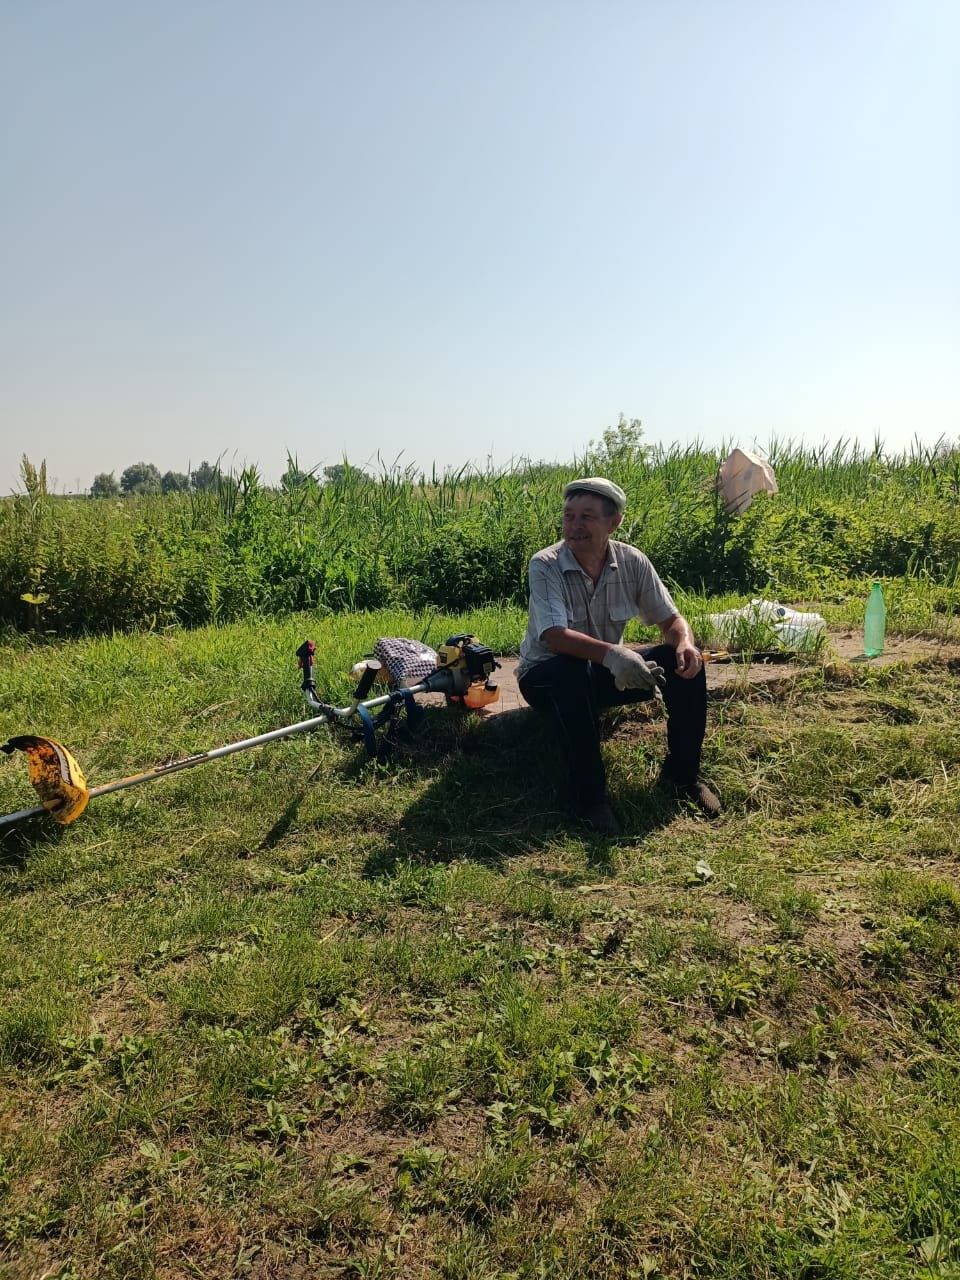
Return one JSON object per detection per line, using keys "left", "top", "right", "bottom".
{"left": 608, "top": 602, "right": 636, "bottom": 628}
{"left": 606, "top": 602, "right": 636, "bottom": 640}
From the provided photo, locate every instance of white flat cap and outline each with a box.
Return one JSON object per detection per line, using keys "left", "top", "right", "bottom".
{"left": 563, "top": 476, "right": 627, "bottom": 513}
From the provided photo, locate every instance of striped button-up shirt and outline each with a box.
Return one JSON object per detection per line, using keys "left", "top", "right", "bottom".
{"left": 517, "top": 539, "right": 678, "bottom": 679}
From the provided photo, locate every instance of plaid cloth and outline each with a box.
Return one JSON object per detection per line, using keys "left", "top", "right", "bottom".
{"left": 373, "top": 637, "right": 438, "bottom": 686}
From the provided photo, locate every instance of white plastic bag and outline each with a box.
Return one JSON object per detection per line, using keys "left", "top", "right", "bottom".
{"left": 706, "top": 599, "right": 825, "bottom": 651}
{"left": 718, "top": 449, "right": 778, "bottom": 515}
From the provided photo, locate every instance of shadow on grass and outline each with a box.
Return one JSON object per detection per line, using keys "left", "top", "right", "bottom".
{"left": 0, "top": 816, "right": 64, "bottom": 873}
{"left": 258, "top": 760, "right": 327, "bottom": 851}
{"left": 360, "top": 704, "right": 676, "bottom": 878}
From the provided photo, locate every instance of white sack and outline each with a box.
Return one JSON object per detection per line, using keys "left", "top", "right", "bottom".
{"left": 718, "top": 448, "right": 778, "bottom": 515}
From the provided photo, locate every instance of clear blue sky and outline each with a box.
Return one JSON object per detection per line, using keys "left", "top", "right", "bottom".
{"left": 2, "top": 0, "right": 958, "bottom": 492}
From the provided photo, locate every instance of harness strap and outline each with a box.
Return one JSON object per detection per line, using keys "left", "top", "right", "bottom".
{"left": 357, "top": 689, "right": 425, "bottom": 756}
{"left": 396, "top": 687, "right": 424, "bottom": 730}
{"left": 356, "top": 704, "right": 379, "bottom": 757}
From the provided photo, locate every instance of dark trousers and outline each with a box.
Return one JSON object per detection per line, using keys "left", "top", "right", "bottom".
{"left": 518, "top": 645, "right": 707, "bottom": 809}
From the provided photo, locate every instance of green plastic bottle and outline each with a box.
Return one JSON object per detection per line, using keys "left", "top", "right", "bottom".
{"left": 864, "top": 582, "right": 886, "bottom": 657}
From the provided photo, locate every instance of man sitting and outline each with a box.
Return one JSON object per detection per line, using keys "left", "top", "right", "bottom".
{"left": 517, "top": 476, "right": 720, "bottom": 836}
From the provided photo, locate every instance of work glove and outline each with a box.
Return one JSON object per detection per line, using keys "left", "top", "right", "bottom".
{"left": 602, "top": 645, "right": 667, "bottom": 693}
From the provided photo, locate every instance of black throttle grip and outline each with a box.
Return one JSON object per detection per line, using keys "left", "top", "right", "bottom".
{"left": 353, "top": 660, "right": 382, "bottom": 701}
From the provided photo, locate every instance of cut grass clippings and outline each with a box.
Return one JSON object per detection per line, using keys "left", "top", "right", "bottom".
{"left": 1, "top": 604, "right": 960, "bottom": 1278}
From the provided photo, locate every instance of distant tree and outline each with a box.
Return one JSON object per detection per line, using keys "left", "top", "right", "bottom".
{"left": 587, "top": 415, "right": 648, "bottom": 469}
{"left": 323, "top": 462, "right": 372, "bottom": 486}
{"left": 120, "top": 462, "right": 161, "bottom": 495}
{"left": 190, "top": 460, "right": 220, "bottom": 492}
{"left": 281, "top": 456, "right": 318, "bottom": 494}
{"left": 91, "top": 471, "right": 120, "bottom": 498}
{"left": 578, "top": 414, "right": 655, "bottom": 476}
{"left": 160, "top": 470, "right": 190, "bottom": 494}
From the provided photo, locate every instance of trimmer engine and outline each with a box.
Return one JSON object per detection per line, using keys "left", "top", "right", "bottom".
{"left": 436, "top": 634, "right": 499, "bottom": 684}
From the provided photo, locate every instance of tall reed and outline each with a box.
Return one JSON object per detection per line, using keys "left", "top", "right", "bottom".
{"left": 2, "top": 439, "right": 958, "bottom": 635}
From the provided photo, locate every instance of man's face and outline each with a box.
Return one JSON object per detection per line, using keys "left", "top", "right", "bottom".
{"left": 562, "top": 494, "right": 622, "bottom": 557}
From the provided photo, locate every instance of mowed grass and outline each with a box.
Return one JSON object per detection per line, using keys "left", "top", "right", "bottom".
{"left": 1, "top": 605, "right": 960, "bottom": 1278}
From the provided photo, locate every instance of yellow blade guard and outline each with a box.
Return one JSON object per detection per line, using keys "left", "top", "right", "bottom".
{"left": 1, "top": 736, "right": 90, "bottom": 824}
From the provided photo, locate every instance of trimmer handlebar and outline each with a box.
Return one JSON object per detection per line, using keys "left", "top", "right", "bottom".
{"left": 296, "top": 645, "right": 384, "bottom": 706}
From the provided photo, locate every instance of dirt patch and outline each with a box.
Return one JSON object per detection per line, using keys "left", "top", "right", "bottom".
{"left": 707, "top": 631, "right": 960, "bottom": 689}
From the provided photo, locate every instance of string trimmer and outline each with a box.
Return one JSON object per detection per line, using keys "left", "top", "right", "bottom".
{"left": 0, "top": 634, "right": 500, "bottom": 829}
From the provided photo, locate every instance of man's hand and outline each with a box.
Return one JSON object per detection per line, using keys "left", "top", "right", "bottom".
{"left": 674, "top": 641, "right": 703, "bottom": 680}
{"left": 602, "top": 645, "right": 667, "bottom": 692}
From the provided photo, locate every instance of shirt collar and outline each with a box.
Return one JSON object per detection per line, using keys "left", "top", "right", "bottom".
{"left": 557, "top": 539, "right": 619, "bottom": 575}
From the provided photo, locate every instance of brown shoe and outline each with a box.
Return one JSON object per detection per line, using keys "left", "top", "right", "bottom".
{"left": 681, "top": 779, "right": 722, "bottom": 819}
{"left": 579, "top": 800, "right": 622, "bottom": 837}
{"left": 658, "top": 772, "right": 722, "bottom": 819}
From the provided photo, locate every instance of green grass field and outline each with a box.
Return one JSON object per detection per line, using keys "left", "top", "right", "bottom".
{"left": 2, "top": 601, "right": 960, "bottom": 1278}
